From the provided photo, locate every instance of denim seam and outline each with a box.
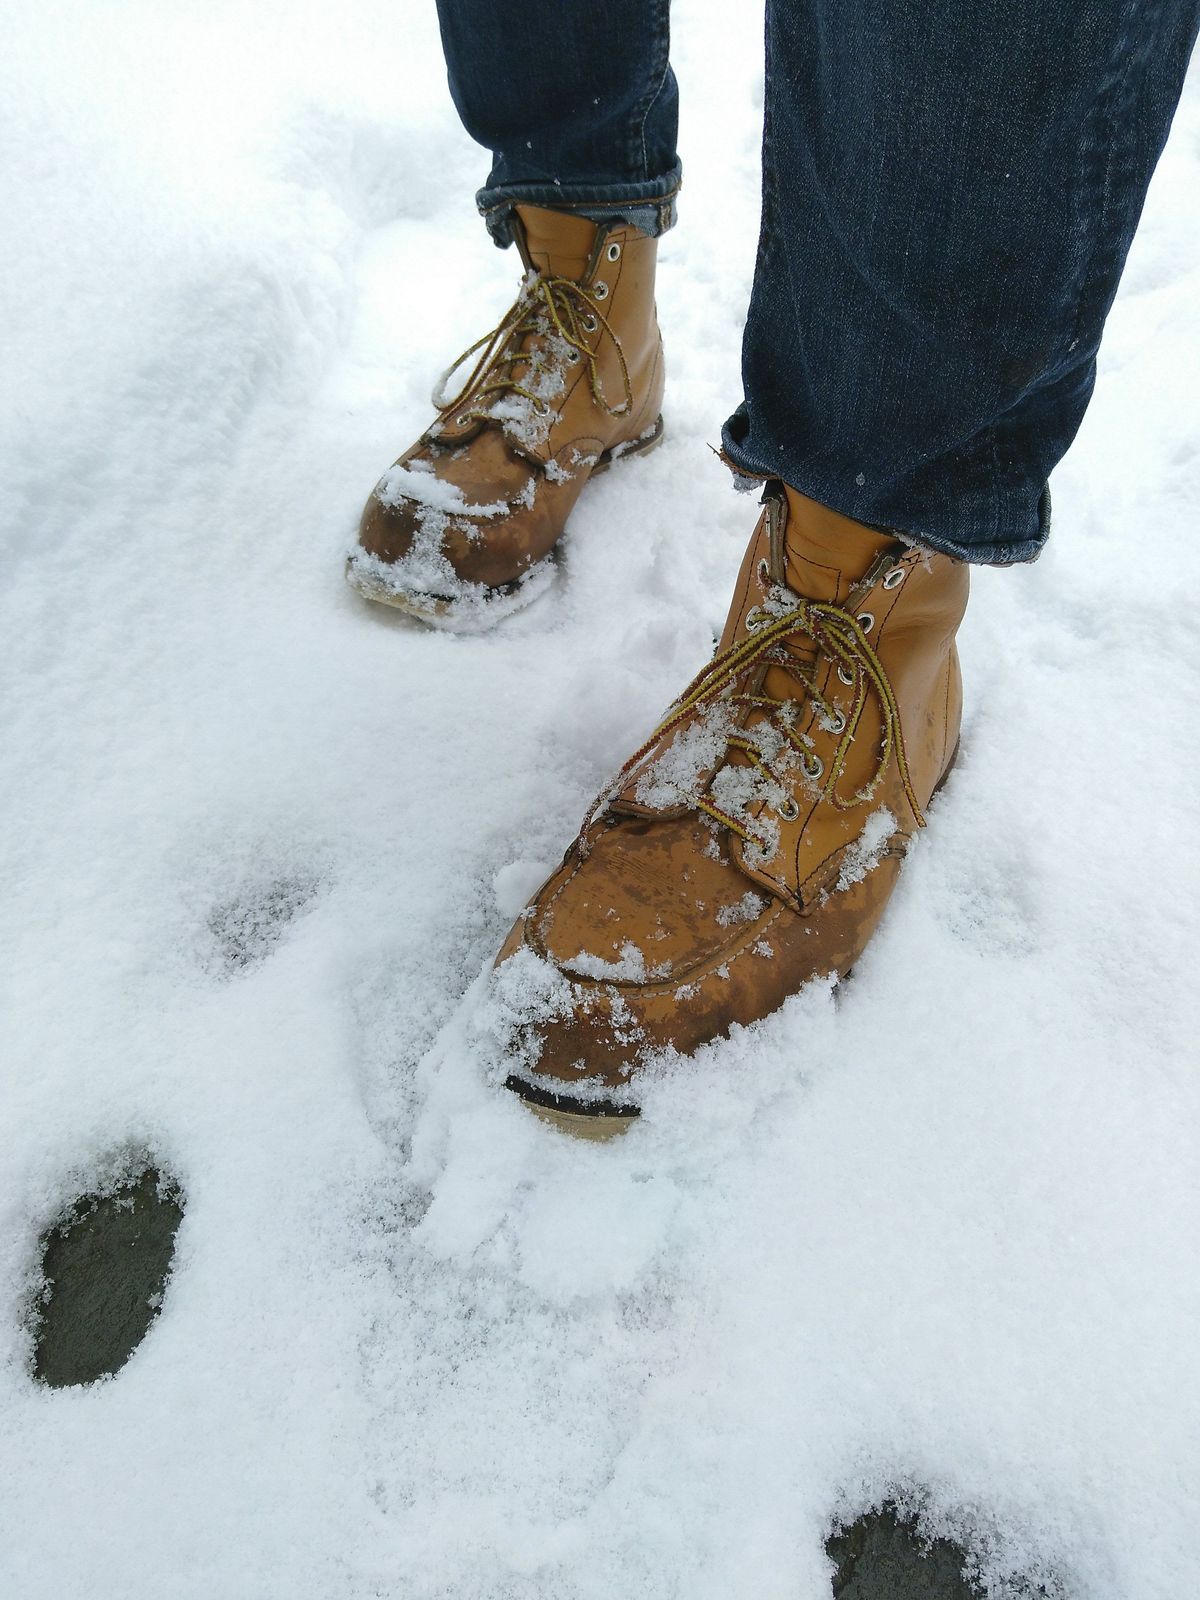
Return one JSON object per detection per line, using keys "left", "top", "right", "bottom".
{"left": 635, "top": 0, "right": 673, "bottom": 179}
{"left": 1065, "top": 0, "right": 1141, "bottom": 362}
{"left": 985, "top": 425, "right": 1005, "bottom": 561}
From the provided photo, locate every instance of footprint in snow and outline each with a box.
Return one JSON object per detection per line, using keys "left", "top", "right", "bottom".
{"left": 205, "top": 871, "right": 321, "bottom": 975}
{"left": 30, "top": 1168, "right": 184, "bottom": 1388}
{"left": 827, "top": 1503, "right": 1064, "bottom": 1600}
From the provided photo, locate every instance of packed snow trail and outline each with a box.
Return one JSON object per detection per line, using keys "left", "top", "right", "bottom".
{"left": 2, "top": 3, "right": 1199, "bottom": 1596}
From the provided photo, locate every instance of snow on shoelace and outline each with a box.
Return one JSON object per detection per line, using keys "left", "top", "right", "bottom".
{"left": 633, "top": 698, "right": 741, "bottom": 808}
{"left": 430, "top": 277, "right": 577, "bottom": 455}
{"left": 2, "top": 3, "right": 1199, "bottom": 1597}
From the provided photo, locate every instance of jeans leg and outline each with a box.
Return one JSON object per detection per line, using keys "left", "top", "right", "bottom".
{"left": 722, "top": 0, "right": 1200, "bottom": 564}
{"left": 435, "top": 0, "right": 681, "bottom": 246}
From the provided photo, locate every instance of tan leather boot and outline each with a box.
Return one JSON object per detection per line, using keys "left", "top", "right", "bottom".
{"left": 493, "top": 482, "right": 969, "bottom": 1137}
{"left": 348, "top": 205, "right": 665, "bottom": 628}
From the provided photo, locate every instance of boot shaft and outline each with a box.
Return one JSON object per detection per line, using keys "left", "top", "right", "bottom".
{"left": 512, "top": 204, "right": 663, "bottom": 444}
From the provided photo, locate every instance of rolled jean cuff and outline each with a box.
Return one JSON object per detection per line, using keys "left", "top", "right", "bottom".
{"left": 888, "top": 489, "right": 1051, "bottom": 567}
{"left": 477, "top": 163, "right": 683, "bottom": 248}
{"left": 719, "top": 409, "right": 1051, "bottom": 569}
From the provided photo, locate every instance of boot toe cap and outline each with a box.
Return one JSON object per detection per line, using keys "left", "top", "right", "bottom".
{"left": 355, "top": 480, "right": 552, "bottom": 594}
{"left": 357, "top": 491, "right": 419, "bottom": 566}
{"left": 493, "top": 817, "right": 790, "bottom": 1095}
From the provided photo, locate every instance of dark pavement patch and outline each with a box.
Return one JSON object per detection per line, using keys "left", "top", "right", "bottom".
{"left": 33, "top": 1169, "right": 183, "bottom": 1388}
{"left": 828, "top": 1505, "right": 981, "bottom": 1599}
{"left": 827, "top": 1503, "right": 1060, "bottom": 1600}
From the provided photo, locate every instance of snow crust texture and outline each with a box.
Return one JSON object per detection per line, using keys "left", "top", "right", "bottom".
{"left": 2, "top": 3, "right": 1199, "bottom": 1596}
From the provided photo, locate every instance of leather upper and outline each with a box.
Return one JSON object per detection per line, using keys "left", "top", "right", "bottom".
{"left": 495, "top": 483, "right": 969, "bottom": 1098}
{"left": 355, "top": 205, "right": 665, "bottom": 598}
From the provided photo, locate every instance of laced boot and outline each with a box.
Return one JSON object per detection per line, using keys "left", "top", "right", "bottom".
{"left": 348, "top": 205, "right": 665, "bottom": 628}
{"left": 493, "top": 481, "right": 969, "bottom": 1137}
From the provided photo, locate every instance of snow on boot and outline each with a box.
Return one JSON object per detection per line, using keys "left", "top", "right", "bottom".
{"left": 492, "top": 482, "right": 969, "bottom": 1137}
{"left": 348, "top": 205, "right": 665, "bottom": 630}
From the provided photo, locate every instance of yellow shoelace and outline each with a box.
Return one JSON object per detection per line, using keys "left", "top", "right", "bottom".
{"left": 432, "top": 274, "right": 633, "bottom": 428}
{"left": 608, "top": 596, "right": 923, "bottom": 856}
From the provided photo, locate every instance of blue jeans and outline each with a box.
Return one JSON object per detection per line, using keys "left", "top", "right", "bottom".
{"left": 436, "top": 0, "right": 1198, "bottom": 564}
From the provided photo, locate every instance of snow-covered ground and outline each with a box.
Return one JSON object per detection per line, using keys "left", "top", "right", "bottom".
{"left": 2, "top": 3, "right": 1198, "bottom": 1595}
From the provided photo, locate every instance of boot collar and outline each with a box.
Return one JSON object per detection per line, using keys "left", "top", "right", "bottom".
{"left": 512, "top": 204, "right": 607, "bottom": 284}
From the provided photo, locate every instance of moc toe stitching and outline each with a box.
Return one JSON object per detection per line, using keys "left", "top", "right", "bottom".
{"left": 522, "top": 879, "right": 789, "bottom": 1001}
{"left": 506, "top": 894, "right": 793, "bottom": 1094}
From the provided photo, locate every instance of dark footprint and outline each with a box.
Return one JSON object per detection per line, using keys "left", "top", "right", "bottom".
{"left": 206, "top": 872, "right": 320, "bottom": 974}
{"left": 32, "top": 1169, "right": 183, "bottom": 1388}
{"left": 828, "top": 1504, "right": 1056, "bottom": 1599}
{"left": 829, "top": 1505, "right": 982, "bottom": 1598}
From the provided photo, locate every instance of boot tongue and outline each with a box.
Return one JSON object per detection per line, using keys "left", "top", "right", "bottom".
{"left": 763, "top": 486, "right": 896, "bottom": 696}
{"left": 781, "top": 486, "right": 893, "bottom": 603}
{"left": 515, "top": 204, "right": 600, "bottom": 282}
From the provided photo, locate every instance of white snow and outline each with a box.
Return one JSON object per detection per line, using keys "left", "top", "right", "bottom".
{"left": 716, "top": 889, "right": 769, "bottom": 926}
{"left": 633, "top": 698, "right": 740, "bottom": 808}
{"left": 2, "top": 3, "right": 1199, "bottom": 1598}
{"left": 836, "top": 808, "right": 898, "bottom": 891}
{"left": 372, "top": 463, "right": 508, "bottom": 517}
{"left": 562, "top": 940, "right": 663, "bottom": 982}
{"left": 492, "top": 859, "right": 554, "bottom": 919}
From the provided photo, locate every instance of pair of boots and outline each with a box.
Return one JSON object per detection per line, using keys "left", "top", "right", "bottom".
{"left": 349, "top": 206, "right": 968, "bottom": 1138}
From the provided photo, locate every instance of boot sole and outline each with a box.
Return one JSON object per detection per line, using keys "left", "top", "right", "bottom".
{"left": 503, "top": 1073, "right": 639, "bottom": 1141}
{"left": 507, "top": 733, "right": 964, "bottom": 1141}
{"left": 345, "top": 550, "right": 557, "bottom": 632}
{"left": 346, "top": 416, "right": 666, "bottom": 630}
